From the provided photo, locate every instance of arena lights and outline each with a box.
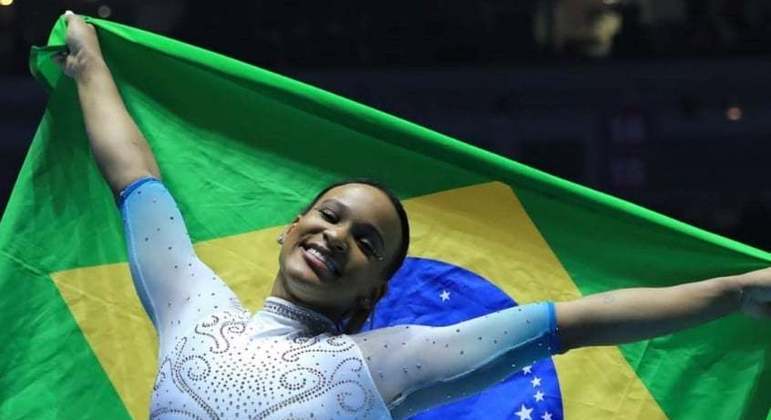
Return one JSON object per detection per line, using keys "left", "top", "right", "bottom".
{"left": 0, "top": 0, "right": 14, "bottom": 7}
{"left": 97, "top": 5, "right": 112, "bottom": 18}
{"left": 726, "top": 105, "right": 743, "bottom": 122}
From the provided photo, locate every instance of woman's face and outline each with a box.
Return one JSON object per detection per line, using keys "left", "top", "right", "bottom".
{"left": 276, "top": 183, "right": 403, "bottom": 315}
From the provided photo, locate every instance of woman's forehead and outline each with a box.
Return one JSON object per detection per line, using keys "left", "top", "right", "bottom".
{"left": 317, "top": 184, "right": 402, "bottom": 239}
{"left": 319, "top": 184, "right": 395, "bottom": 218}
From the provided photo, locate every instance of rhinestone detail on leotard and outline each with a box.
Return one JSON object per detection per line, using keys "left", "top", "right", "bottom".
{"left": 148, "top": 299, "right": 388, "bottom": 420}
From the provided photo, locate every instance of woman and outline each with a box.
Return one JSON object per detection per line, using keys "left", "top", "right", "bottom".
{"left": 58, "top": 11, "right": 770, "bottom": 419}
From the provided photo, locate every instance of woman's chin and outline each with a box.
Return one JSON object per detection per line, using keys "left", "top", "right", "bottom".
{"left": 282, "top": 275, "right": 341, "bottom": 311}
{"left": 278, "top": 255, "right": 343, "bottom": 305}
{"left": 283, "top": 264, "right": 327, "bottom": 292}
{"left": 286, "top": 252, "right": 336, "bottom": 285}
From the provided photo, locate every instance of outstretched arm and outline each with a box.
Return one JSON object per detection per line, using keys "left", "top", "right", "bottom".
{"left": 358, "top": 268, "right": 768, "bottom": 417}
{"left": 58, "top": 11, "right": 160, "bottom": 195}
{"left": 353, "top": 302, "right": 559, "bottom": 418}
{"left": 555, "top": 267, "right": 771, "bottom": 351}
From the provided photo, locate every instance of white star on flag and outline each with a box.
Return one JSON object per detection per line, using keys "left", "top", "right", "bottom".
{"left": 534, "top": 390, "right": 545, "bottom": 402}
{"left": 541, "top": 412, "right": 553, "bottom": 420}
{"left": 522, "top": 364, "right": 533, "bottom": 375}
{"left": 439, "top": 290, "right": 451, "bottom": 302}
{"left": 530, "top": 376, "right": 541, "bottom": 387}
{"left": 515, "top": 404, "right": 533, "bottom": 420}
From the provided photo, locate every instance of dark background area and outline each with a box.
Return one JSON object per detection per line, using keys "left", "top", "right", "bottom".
{"left": 2, "top": 0, "right": 771, "bottom": 249}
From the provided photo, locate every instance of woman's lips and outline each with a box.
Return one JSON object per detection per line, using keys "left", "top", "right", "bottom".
{"left": 301, "top": 246, "right": 336, "bottom": 281}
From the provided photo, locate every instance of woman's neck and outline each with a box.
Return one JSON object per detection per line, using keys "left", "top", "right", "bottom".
{"left": 269, "top": 274, "right": 347, "bottom": 324}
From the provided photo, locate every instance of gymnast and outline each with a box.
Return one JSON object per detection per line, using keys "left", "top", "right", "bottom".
{"left": 57, "top": 11, "right": 770, "bottom": 420}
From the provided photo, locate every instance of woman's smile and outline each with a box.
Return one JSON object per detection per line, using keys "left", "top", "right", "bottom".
{"left": 300, "top": 241, "right": 341, "bottom": 281}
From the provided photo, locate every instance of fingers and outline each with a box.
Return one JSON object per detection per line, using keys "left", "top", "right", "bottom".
{"left": 61, "top": 10, "right": 99, "bottom": 53}
{"left": 735, "top": 268, "right": 771, "bottom": 319}
{"left": 63, "top": 10, "right": 88, "bottom": 28}
{"left": 53, "top": 50, "right": 67, "bottom": 68}
{"left": 745, "top": 284, "right": 771, "bottom": 302}
{"left": 740, "top": 268, "right": 771, "bottom": 299}
{"left": 63, "top": 10, "right": 75, "bottom": 25}
{"left": 52, "top": 50, "right": 77, "bottom": 78}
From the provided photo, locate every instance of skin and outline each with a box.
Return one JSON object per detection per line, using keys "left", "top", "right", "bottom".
{"left": 61, "top": 11, "right": 770, "bottom": 355}
{"left": 271, "top": 183, "right": 403, "bottom": 322}
{"left": 56, "top": 12, "right": 160, "bottom": 193}
{"left": 555, "top": 270, "right": 769, "bottom": 350}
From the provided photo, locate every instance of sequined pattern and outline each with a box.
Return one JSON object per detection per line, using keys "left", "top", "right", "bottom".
{"left": 149, "top": 303, "right": 388, "bottom": 420}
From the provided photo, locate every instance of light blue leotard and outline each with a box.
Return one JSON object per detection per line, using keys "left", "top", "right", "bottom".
{"left": 119, "top": 177, "right": 561, "bottom": 419}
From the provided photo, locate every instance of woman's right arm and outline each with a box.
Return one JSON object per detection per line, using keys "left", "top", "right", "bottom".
{"left": 60, "top": 11, "right": 160, "bottom": 195}
{"left": 60, "top": 12, "right": 244, "bottom": 352}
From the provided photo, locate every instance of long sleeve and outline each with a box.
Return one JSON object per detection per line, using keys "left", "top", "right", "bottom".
{"left": 351, "top": 302, "right": 560, "bottom": 418}
{"left": 119, "top": 177, "right": 243, "bottom": 354}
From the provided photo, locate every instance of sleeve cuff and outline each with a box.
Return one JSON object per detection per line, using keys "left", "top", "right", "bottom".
{"left": 546, "top": 301, "right": 563, "bottom": 355}
{"left": 116, "top": 176, "right": 161, "bottom": 207}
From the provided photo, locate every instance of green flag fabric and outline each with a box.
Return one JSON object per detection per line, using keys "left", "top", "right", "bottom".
{"left": 1, "top": 15, "right": 769, "bottom": 419}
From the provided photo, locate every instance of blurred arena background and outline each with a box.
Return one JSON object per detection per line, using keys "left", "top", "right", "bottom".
{"left": 1, "top": 0, "right": 770, "bottom": 249}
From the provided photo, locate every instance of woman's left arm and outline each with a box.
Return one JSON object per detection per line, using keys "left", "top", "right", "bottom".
{"left": 354, "top": 302, "right": 559, "bottom": 418}
{"left": 555, "top": 267, "right": 771, "bottom": 352}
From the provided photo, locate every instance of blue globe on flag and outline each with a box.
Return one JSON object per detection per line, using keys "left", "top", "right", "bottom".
{"left": 363, "top": 257, "right": 564, "bottom": 420}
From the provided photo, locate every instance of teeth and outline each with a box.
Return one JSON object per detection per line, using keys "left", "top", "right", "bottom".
{"left": 307, "top": 247, "right": 336, "bottom": 273}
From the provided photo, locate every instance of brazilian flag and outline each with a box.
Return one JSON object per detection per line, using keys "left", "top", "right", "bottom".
{"left": 1, "top": 15, "right": 769, "bottom": 419}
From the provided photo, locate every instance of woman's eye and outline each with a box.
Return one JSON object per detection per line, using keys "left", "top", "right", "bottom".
{"left": 319, "top": 209, "right": 337, "bottom": 222}
{"left": 359, "top": 240, "right": 376, "bottom": 257}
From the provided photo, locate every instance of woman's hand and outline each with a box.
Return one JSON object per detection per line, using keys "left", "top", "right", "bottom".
{"left": 57, "top": 10, "right": 161, "bottom": 194}
{"left": 738, "top": 267, "right": 771, "bottom": 319}
{"left": 55, "top": 11, "right": 106, "bottom": 80}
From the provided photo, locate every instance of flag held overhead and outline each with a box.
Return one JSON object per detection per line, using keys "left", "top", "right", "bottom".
{"left": 1, "top": 14, "right": 769, "bottom": 419}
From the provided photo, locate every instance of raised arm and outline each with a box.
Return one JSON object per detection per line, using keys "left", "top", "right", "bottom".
{"left": 58, "top": 11, "right": 160, "bottom": 195}
{"left": 555, "top": 267, "right": 771, "bottom": 351}
{"left": 58, "top": 12, "right": 243, "bottom": 354}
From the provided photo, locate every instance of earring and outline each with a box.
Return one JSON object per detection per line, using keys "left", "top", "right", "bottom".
{"left": 360, "top": 297, "right": 372, "bottom": 308}
{"left": 277, "top": 234, "right": 285, "bottom": 244}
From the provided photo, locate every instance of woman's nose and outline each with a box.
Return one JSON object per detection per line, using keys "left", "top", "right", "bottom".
{"left": 323, "top": 228, "right": 348, "bottom": 253}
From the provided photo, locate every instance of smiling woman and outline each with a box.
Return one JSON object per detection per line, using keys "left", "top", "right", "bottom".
{"left": 57, "top": 10, "right": 771, "bottom": 420}
{"left": 273, "top": 179, "right": 410, "bottom": 334}
{"left": 119, "top": 175, "right": 560, "bottom": 418}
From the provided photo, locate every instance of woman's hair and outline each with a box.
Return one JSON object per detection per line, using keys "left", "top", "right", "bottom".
{"left": 300, "top": 179, "right": 410, "bottom": 334}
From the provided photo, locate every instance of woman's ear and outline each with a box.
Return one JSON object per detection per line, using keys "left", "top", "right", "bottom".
{"left": 277, "top": 215, "right": 302, "bottom": 244}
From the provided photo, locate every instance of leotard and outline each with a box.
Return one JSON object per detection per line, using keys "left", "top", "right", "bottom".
{"left": 119, "top": 177, "right": 561, "bottom": 419}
